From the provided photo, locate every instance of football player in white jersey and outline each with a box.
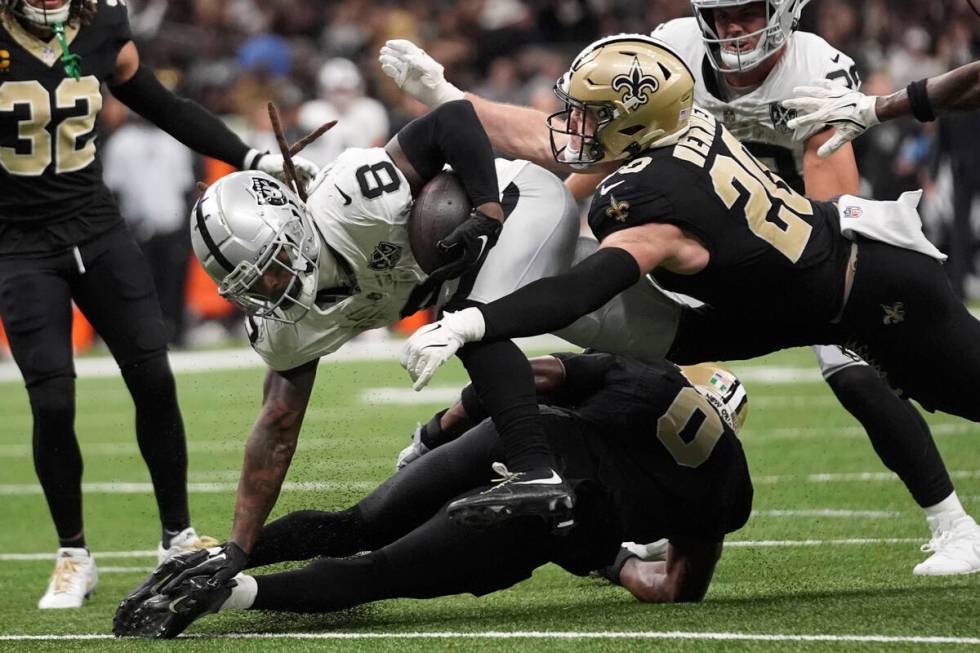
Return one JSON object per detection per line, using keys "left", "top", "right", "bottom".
{"left": 378, "top": 1, "right": 980, "bottom": 576}
{"left": 163, "top": 98, "right": 689, "bottom": 586}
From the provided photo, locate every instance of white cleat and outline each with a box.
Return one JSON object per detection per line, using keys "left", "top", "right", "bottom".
{"left": 37, "top": 548, "right": 98, "bottom": 609}
{"left": 913, "top": 516, "right": 980, "bottom": 576}
{"left": 157, "top": 527, "right": 220, "bottom": 565}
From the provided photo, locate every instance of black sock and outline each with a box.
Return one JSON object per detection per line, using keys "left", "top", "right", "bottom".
{"left": 121, "top": 356, "right": 191, "bottom": 533}
{"left": 58, "top": 532, "right": 86, "bottom": 550}
{"left": 457, "top": 341, "right": 554, "bottom": 473}
{"left": 28, "top": 376, "right": 85, "bottom": 544}
{"left": 247, "top": 509, "right": 363, "bottom": 568}
{"left": 827, "top": 365, "right": 954, "bottom": 508}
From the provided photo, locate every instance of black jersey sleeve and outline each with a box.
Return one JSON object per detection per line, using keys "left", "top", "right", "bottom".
{"left": 396, "top": 100, "right": 499, "bottom": 207}
{"left": 587, "top": 170, "right": 676, "bottom": 243}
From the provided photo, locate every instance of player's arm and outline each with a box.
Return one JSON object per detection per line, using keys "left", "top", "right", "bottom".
{"left": 802, "top": 129, "right": 859, "bottom": 200}
{"left": 616, "top": 538, "right": 723, "bottom": 603}
{"left": 876, "top": 61, "right": 980, "bottom": 121}
{"left": 229, "top": 360, "right": 318, "bottom": 554}
{"left": 109, "top": 42, "right": 316, "bottom": 182}
{"left": 565, "top": 171, "right": 609, "bottom": 202}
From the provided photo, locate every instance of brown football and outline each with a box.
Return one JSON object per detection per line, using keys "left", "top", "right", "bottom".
{"left": 408, "top": 172, "right": 472, "bottom": 274}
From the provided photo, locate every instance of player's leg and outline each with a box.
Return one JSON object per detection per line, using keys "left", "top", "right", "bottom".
{"left": 70, "top": 226, "right": 211, "bottom": 560}
{"left": 246, "top": 420, "right": 501, "bottom": 567}
{"left": 816, "top": 344, "right": 967, "bottom": 573}
{"left": 437, "top": 163, "right": 581, "bottom": 524}
{"left": 0, "top": 254, "right": 97, "bottom": 608}
{"left": 842, "top": 240, "right": 980, "bottom": 575}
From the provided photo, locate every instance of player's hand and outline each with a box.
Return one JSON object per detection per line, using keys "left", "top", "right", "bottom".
{"left": 250, "top": 152, "right": 320, "bottom": 190}
{"left": 782, "top": 80, "right": 879, "bottom": 157}
{"left": 159, "top": 542, "right": 248, "bottom": 595}
{"left": 429, "top": 210, "right": 503, "bottom": 281}
{"left": 379, "top": 39, "right": 465, "bottom": 107}
{"left": 395, "top": 422, "right": 431, "bottom": 470}
{"left": 400, "top": 308, "right": 486, "bottom": 391}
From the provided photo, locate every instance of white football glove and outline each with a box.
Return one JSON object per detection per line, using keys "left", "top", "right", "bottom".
{"left": 378, "top": 39, "right": 464, "bottom": 108}
{"left": 782, "top": 79, "right": 879, "bottom": 158}
{"left": 400, "top": 308, "right": 485, "bottom": 391}
{"left": 395, "top": 423, "right": 431, "bottom": 470}
{"left": 246, "top": 149, "right": 320, "bottom": 190}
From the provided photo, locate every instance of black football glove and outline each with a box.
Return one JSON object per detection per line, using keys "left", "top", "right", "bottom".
{"left": 429, "top": 209, "right": 503, "bottom": 281}
{"left": 159, "top": 542, "right": 248, "bottom": 595}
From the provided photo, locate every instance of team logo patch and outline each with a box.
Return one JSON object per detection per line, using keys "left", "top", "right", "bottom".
{"left": 605, "top": 194, "right": 630, "bottom": 222}
{"left": 881, "top": 302, "right": 905, "bottom": 325}
{"left": 248, "top": 177, "right": 288, "bottom": 206}
{"left": 369, "top": 241, "right": 402, "bottom": 270}
{"left": 843, "top": 206, "right": 863, "bottom": 220}
{"left": 611, "top": 56, "right": 659, "bottom": 111}
{"left": 769, "top": 101, "right": 798, "bottom": 134}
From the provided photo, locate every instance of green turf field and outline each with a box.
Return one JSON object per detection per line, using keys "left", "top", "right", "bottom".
{"left": 1, "top": 346, "right": 978, "bottom": 651}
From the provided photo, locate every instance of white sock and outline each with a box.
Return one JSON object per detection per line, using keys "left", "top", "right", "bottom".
{"left": 220, "top": 574, "right": 257, "bottom": 611}
{"left": 924, "top": 491, "right": 968, "bottom": 533}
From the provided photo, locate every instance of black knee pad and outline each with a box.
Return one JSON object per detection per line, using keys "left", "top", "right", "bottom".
{"left": 120, "top": 354, "right": 177, "bottom": 398}
{"left": 27, "top": 376, "right": 75, "bottom": 424}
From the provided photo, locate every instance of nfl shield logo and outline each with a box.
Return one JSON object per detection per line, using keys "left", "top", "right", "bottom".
{"left": 843, "top": 206, "right": 863, "bottom": 220}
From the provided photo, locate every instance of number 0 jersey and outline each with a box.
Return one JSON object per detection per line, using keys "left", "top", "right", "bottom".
{"left": 588, "top": 107, "right": 849, "bottom": 321}
{"left": 653, "top": 17, "right": 859, "bottom": 192}
{"left": 0, "top": 1, "right": 131, "bottom": 228}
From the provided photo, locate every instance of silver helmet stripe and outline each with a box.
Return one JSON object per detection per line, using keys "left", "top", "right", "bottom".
{"left": 194, "top": 200, "right": 234, "bottom": 274}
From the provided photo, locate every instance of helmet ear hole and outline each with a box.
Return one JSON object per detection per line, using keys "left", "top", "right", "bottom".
{"left": 619, "top": 125, "right": 645, "bottom": 136}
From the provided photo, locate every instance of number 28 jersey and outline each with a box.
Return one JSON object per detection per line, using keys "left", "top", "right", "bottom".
{"left": 588, "top": 107, "right": 849, "bottom": 321}
{"left": 0, "top": 0, "right": 131, "bottom": 225}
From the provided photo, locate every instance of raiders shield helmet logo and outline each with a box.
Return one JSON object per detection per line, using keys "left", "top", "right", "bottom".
{"left": 249, "top": 177, "right": 288, "bottom": 206}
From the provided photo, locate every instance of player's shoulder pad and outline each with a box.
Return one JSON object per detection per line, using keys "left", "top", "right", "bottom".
{"left": 587, "top": 156, "right": 674, "bottom": 240}
{"left": 651, "top": 17, "right": 702, "bottom": 68}
{"left": 787, "top": 31, "right": 860, "bottom": 91}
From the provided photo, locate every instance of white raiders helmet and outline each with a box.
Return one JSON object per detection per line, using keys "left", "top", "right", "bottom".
{"left": 679, "top": 363, "right": 749, "bottom": 433}
{"left": 191, "top": 171, "right": 321, "bottom": 324}
{"left": 691, "top": 0, "right": 810, "bottom": 72}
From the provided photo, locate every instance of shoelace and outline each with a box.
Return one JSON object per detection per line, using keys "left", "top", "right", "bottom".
{"left": 181, "top": 535, "right": 220, "bottom": 552}
{"left": 921, "top": 530, "right": 955, "bottom": 553}
{"left": 490, "top": 462, "right": 519, "bottom": 484}
{"left": 51, "top": 557, "right": 81, "bottom": 594}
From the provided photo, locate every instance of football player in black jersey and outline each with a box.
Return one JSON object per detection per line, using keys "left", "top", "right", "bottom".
{"left": 0, "top": 0, "right": 317, "bottom": 608}
{"left": 113, "top": 353, "right": 751, "bottom": 638}
{"left": 403, "top": 36, "right": 980, "bottom": 486}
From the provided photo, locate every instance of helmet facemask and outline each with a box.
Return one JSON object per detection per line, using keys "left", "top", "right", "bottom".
{"left": 692, "top": 0, "right": 806, "bottom": 73}
{"left": 548, "top": 78, "right": 617, "bottom": 169}
{"left": 6, "top": 0, "right": 87, "bottom": 27}
{"left": 219, "top": 216, "right": 320, "bottom": 325}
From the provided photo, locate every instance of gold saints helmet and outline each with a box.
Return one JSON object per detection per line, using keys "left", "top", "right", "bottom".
{"left": 679, "top": 363, "right": 749, "bottom": 433}
{"left": 547, "top": 34, "right": 695, "bottom": 168}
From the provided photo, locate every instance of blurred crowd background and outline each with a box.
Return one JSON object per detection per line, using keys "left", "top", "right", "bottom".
{"left": 32, "top": 0, "right": 980, "bottom": 352}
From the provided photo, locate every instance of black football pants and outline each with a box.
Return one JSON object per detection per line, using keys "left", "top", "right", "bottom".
{"left": 0, "top": 224, "right": 190, "bottom": 540}
{"left": 246, "top": 419, "right": 618, "bottom": 613}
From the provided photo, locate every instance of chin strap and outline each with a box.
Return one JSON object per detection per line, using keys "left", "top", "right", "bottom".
{"left": 52, "top": 22, "right": 81, "bottom": 81}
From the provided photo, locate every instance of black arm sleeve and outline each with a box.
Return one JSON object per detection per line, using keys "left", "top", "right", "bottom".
{"left": 396, "top": 100, "right": 500, "bottom": 207}
{"left": 110, "top": 66, "right": 251, "bottom": 168}
{"left": 481, "top": 247, "right": 641, "bottom": 340}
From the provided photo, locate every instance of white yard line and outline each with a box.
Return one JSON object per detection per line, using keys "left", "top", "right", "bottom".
{"left": 0, "top": 630, "right": 977, "bottom": 644}
{"left": 751, "top": 509, "right": 900, "bottom": 518}
{"left": 0, "top": 538, "right": 924, "bottom": 562}
{"left": 0, "top": 480, "right": 375, "bottom": 495}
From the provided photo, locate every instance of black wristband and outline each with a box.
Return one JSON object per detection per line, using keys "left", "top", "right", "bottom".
{"left": 596, "top": 547, "right": 638, "bottom": 585}
{"left": 460, "top": 384, "right": 489, "bottom": 423}
{"left": 906, "top": 78, "right": 936, "bottom": 123}
{"left": 419, "top": 409, "right": 447, "bottom": 449}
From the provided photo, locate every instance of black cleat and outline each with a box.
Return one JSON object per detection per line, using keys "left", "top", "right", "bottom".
{"left": 113, "top": 548, "right": 212, "bottom": 637}
{"left": 447, "top": 463, "right": 575, "bottom": 530}
{"left": 124, "top": 574, "right": 234, "bottom": 639}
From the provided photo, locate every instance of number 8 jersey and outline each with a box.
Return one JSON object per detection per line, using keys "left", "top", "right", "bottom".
{"left": 0, "top": 0, "right": 130, "bottom": 225}
{"left": 588, "top": 106, "right": 849, "bottom": 322}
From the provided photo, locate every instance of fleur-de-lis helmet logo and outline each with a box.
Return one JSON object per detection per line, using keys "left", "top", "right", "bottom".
{"left": 611, "top": 56, "right": 660, "bottom": 111}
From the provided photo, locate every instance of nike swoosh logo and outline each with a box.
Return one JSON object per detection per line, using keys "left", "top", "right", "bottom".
{"left": 513, "top": 469, "right": 564, "bottom": 485}
{"left": 335, "top": 185, "right": 352, "bottom": 206}
{"left": 599, "top": 181, "right": 625, "bottom": 196}
{"left": 475, "top": 235, "right": 490, "bottom": 259}
{"left": 168, "top": 596, "right": 188, "bottom": 613}
{"left": 832, "top": 54, "right": 841, "bottom": 63}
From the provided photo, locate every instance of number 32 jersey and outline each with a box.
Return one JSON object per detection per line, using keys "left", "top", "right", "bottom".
{"left": 0, "top": 1, "right": 131, "bottom": 225}
{"left": 588, "top": 107, "right": 849, "bottom": 322}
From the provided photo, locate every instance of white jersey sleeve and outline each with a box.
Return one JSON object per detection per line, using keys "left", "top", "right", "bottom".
{"left": 249, "top": 148, "right": 427, "bottom": 371}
